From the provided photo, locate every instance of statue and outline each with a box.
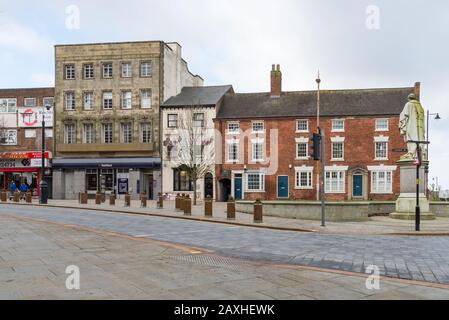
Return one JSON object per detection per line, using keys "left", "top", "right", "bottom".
{"left": 399, "top": 94, "right": 426, "bottom": 160}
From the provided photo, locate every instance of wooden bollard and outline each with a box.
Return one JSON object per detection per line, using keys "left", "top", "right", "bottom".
{"left": 26, "top": 192, "right": 32, "bottom": 203}
{"left": 141, "top": 193, "right": 147, "bottom": 208}
{"left": 80, "top": 192, "right": 88, "bottom": 204}
{"left": 95, "top": 192, "right": 102, "bottom": 205}
{"left": 124, "top": 193, "right": 131, "bottom": 207}
{"left": 180, "top": 193, "right": 186, "bottom": 212}
{"left": 13, "top": 192, "right": 20, "bottom": 203}
{"left": 109, "top": 194, "right": 116, "bottom": 206}
{"left": 184, "top": 194, "right": 192, "bottom": 216}
{"left": 157, "top": 193, "right": 163, "bottom": 209}
{"left": 0, "top": 191, "right": 7, "bottom": 202}
{"left": 204, "top": 195, "right": 213, "bottom": 217}
{"left": 254, "top": 199, "right": 263, "bottom": 223}
{"left": 175, "top": 194, "right": 180, "bottom": 210}
{"left": 227, "top": 196, "right": 235, "bottom": 220}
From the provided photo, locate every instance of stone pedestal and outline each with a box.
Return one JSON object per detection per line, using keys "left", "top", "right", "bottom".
{"left": 390, "top": 159, "right": 435, "bottom": 220}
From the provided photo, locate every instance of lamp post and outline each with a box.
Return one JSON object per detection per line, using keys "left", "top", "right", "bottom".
{"left": 39, "top": 105, "right": 51, "bottom": 204}
{"left": 425, "top": 111, "right": 441, "bottom": 198}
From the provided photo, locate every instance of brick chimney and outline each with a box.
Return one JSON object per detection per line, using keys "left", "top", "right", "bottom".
{"left": 414, "top": 82, "right": 421, "bottom": 101}
{"left": 270, "top": 64, "right": 282, "bottom": 98}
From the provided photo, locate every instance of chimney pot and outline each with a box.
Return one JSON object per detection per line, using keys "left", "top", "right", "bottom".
{"left": 270, "top": 64, "right": 282, "bottom": 98}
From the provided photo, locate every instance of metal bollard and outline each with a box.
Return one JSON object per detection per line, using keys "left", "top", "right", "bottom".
{"left": 141, "top": 193, "right": 147, "bottom": 208}
{"left": 227, "top": 196, "right": 236, "bottom": 220}
{"left": 184, "top": 194, "right": 192, "bottom": 216}
{"left": 157, "top": 193, "right": 163, "bottom": 209}
{"left": 254, "top": 199, "right": 263, "bottom": 223}
{"left": 95, "top": 192, "right": 102, "bottom": 205}
{"left": 0, "top": 191, "right": 7, "bottom": 202}
{"left": 13, "top": 192, "right": 20, "bottom": 203}
{"left": 124, "top": 193, "right": 131, "bottom": 207}
{"left": 204, "top": 195, "right": 213, "bottom": 217}
{"left": 26, "top": 192, "right": 32, "bottom": 204}
{"left": 109, "top": 194, "right": 116, "bottom": 206}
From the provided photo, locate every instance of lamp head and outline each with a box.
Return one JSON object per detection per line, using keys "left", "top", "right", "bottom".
{"left": 435, "top": 113, "right": 441, "bottom": 120}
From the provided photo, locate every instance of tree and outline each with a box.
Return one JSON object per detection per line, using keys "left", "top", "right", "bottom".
{"left": 165, "top": 108, "right": 214, "bottom": 205}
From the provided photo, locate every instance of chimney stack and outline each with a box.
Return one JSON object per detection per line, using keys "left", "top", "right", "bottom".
{"left": 270, "top": 64, "right": 282, "bottom": 98}
{"left": 414, "top": 82, "right": 421, "bottom": 101}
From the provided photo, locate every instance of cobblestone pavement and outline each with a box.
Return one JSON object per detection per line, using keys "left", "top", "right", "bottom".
{"left": 1, "top": 204, "right": 449, "bottom": 286}
{"left": 2, "top": 214, "right": 449, "bottom": 300}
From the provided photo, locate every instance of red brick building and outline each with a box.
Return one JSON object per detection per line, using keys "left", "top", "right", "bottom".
{"left": 0, "top": 87, "right": 54, "bottom": 195}
{"left": 214, "top": 65, "right": 416, "bottom": 202}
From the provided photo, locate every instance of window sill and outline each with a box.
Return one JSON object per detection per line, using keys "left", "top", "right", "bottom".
{"left": 295, "top": 130, "right": 309, "bottom": 134}
{"left": 331, "top": 130, "right": 345, "bottom": 133}
{"left": 331, "top": 159, "right": 345, "bottom": 162}
{"left": 245, "top": 190, "right": 265, "bottom": 193}
{"left": 295, "top": 187, "right": 313, "bottom": 190}
{"left": 371, "top": 191, "right": 393, "bottom": 194}
{"left": 325, "top": 191, "right": 346, "bottom": 194}
{"left": 374, "top": 158, "right": 389, "bottom": 161}
{"left": 295, "top": 157, "right": 310, "bottom": 161}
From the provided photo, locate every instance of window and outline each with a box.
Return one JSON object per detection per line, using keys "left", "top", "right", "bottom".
{"left": 43, "top": 97, "right": 54, "bottom": 107}
{"left": 86, "top": 169, "right": 98, "bottom": 191}
{"left": 65, "top": 64, "right": 75, "bottom": 80}
{"left": 103, "top": 92, "right": 113, "bottom": 109}
{"left": 83, "top": 64, "right": 94, "bottom": 79}
{"left": 193, "top": 113, "right": 205, "bottom": 128}
{"left": 227, "top": 122, "right": 240, "bottom": 134}
{"left": 295, "top": 169, "right": 313, "bottom": 189}
{"left": 296, "top": 142, "right": 308, "bottom": 159}
{"left": 83, "top": 92, "right": 93, "bottom": 110}
{"left": 371, "top": 171, "right": 392, "bottom": 193}
{"left": 121, "top": 62, "right": 132, "bottom": 77}
{"left": 64, "top": 124, "right": 76, "bottom": 144}
{"left": 140, "top": 89, "right": 152, "bottom": 108}
{"left": 246, "top": 173, "right": 265, "bottom": 191}
{"left": 25, "top": 129, "right": 36, "bottom": 138}
{"left": 83, "top": 123, "right": 94, "bottom": 144}
{"left": 101, "top": 169, "right": 114, "bottom": 191}
{"left": 140, "top": 123, "right": 152, "bottom": 143}
{"left": 103, "top": 63, "right": 113, "bottom": 78}
{"left": 325, "top": 171, "right": 345, "bottom": 193}
{"left": 168, "top": 114, "right": 178, "bottom": 128}
{"left": 0, "top": 130, "right": 17, "bottom": 145}
{"left": 121, "top": 91, "right": 132, "bottom": 109}
{"left": 252, "top": 141, "right": 264, "bottom": 161}
{"left": 173, "top": 167, "right": 192, "bottom": 191}
{"left": 375, "top": 119, "right": 389, "bottom": 131}
{"left": 0, "top": 98, "right": 17, "bottom": 113}
{"left": 102, "top": 123, "right": 113, "bottom": 144}
{"left": 252, "top": 121, "right": 264, "bottom": 133}
{"left": 375, "top": 141, "right": 388, "bottom": 160}
{"left": 24, "top": 98, "right": 36, "bottom": 107}
{"left": 227, "top": 141, "right": 239, "bottom": 162}
{"left": 121, "top": 123, "right": 132, "bottom": 144}
{"left": 45, "top": 129, "right": 53, "bottom": 138}
{"left": 140, "top": 62, "right": 151, "bottom": 77}
{"left": 296, "top": 119, "right": 309, "bottom": 132}
{"left": 332, "top": 119, "right": 345, "bottom": 132}
{"left": 332, "top": 142, "right": 344, "bottom": 160}
{"left": 65, "top": 92, "right": 75, "bottom": 111}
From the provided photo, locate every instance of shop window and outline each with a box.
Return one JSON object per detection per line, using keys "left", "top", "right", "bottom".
{"left": 86, "top": 169, "right": 98, "bottom": 191}
{"left": 173, "top": 166, "right": 192, "bottom": 191}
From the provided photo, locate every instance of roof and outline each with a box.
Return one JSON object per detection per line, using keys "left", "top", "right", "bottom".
{"left": 162, "top": 85, "right": 233, "bottom": 107}
{"left": 216, "top": 87, "right": 414, "bottom": 119}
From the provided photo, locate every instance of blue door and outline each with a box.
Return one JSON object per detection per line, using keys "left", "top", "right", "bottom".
{"left": 353, "top": 175, "right": 363, "bottom": 197}
{"left": 234, "top": 177, "right": 242, "bottom": 200}
{"left": 277, "top": 176, "right": 289, "bottom": 198}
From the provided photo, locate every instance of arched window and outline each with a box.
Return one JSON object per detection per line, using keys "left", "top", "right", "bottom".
{"left": 173, "top": 165, "right": 192, "bottom": 191}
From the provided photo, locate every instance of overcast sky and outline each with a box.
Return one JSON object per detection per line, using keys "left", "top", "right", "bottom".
{"left": 1, "top": 0, "right": 448, "bottom": 190}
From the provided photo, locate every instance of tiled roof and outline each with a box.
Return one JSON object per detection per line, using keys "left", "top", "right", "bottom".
{"left": 162, "top": 85, "right": 233, "bottom": 107}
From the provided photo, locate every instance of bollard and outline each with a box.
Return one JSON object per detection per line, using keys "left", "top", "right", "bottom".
{"left": 95, "top": 192, "right": 102, "bottom": 205}
{"left": 180, "top": 193, "right": 186, "bottom": 213}
{"left": 227, "top": 196, "right": 236, "bottom": 220}
{"left": 80, "top": 192, "right": 88, "bottom": 204}
{"left": 109, "top": 194, "right": 116, "bottom": 206}
{"left": 124, "top": 193, "right": 131, "bottom": 207}
{"left": 26, "top": 192, "right": 32, "bottom": 204}
{"left": 175, "top": 194, "right": 180, "bottom": 210}
{"left": 184, "top": 194, "right": 192, "bottom": 216}
{"left": 254, "top": 199, "right": 263, "bottom": 223}
{"left": 0, "top": 190, "right": 6, "bottom": 202}
{"left": 13, "top": 192, "right": 20, "bottom": 203}
{"left": 157, "top": 193, "right": 163, "bottom": 209}
{"left": 141, "top": 193, "right": 147, "bottom": 208}
{"left": 204, "top": 195, "right": 213, "bottom": 217}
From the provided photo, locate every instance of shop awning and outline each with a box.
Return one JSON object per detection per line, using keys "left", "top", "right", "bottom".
{"left": 51, "top": 157, "right": 161, "bottom": 169}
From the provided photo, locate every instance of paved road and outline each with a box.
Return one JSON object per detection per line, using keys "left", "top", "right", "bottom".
{"left": 1, "top": 204, "right": 449, "bottom": 285}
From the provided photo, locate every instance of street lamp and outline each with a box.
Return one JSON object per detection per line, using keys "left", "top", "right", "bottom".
{"left": 39, "top": 104, "right": 52, "bottom": 204}
{"left": 425, "top": 111, "right": 441, "bottom": 198}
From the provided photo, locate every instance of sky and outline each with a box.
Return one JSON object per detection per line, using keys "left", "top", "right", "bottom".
{"left": 0, "top": 0, "right": 448, "bottom": 189}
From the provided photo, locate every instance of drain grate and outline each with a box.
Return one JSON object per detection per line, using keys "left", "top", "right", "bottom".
{"left": 167, "top": 254, "right": 258, "bottom": 271}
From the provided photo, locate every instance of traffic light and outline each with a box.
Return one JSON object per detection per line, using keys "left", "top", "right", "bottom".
{"left": 311, "top": 133, "right": 321, "bottom": 161}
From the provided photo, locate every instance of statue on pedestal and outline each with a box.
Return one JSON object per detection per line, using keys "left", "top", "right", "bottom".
{"left": 399, "top": 93, "right": 426, "bottom": 160}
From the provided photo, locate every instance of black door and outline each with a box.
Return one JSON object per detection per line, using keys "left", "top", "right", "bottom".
{"left": 204, "top": 173, "right": 214, "bottom": 198}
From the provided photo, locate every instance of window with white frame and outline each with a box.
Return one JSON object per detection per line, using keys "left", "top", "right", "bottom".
{"left": 103, "top": 92, "right": 113, "bottom": 109}
{"left": 251, "top": 140, "right": 264, "bottom": 161}
{"left": 121, "top": 123, "right": 132, "bottom": 144}
{"left": 140, "top": 89, "right": 152, "bottom": 108}
{"left": 375, "top": 141, "right": 388, "bottom": 159}
{"left": 102, "top": 123, "right": 113, "bottom": 144}
{"left": 331, "top": 142, "right": 344, "bottom": 160}
{"left": 332, "top": 119, "right": 345, "bottom": 132}
{"left": 64, "top": 124, "right": 76, "bottom": 144}
{"left": 371, "top": 171, "right": 392, "bottom": 193}
{"left": 65, "top": 92, "right": 75, "bottom": 111}
{"left": 25, "top": 129, "right": 36, "bottom": 138}
{"left": 140, "top": 62, "right": 151, "bottom": 77}
{"left": 83, "top": 92, "right": 93, "bottom": 110}
{"left": 102, "top": 63, "right": 113, "bottom": 78}
{"left": 227, "top": 122, "right": 240, "bottom": 134}
{"left": 45, "top": 129, "right": 53, "bottom": 138}
{"left": 375, "top": 119, "right": 389, "bottom": 131}
{"left": 43, "top": 97, "right": 54, "bottom": 107}
{"left": 325, "top": 170, "right": 345, "bottom": 193}
{"left": 121, "top": 62, "right": 132, "bottom": 77}
{"left": 24, "top": 98, "right": 36, "bottom": 107}
{"left": 167, "top": 114, "right": 178, "bottom": 128}
{"left": 0, "top": 98, "right": 17, "bottom": 113}
{"left": 227, "top": 141, "right": 239, "bottom": 162}
{"left": 295, "top": 168, "right": 313, "bottom": 189}
{"left": 64, "top": 64, "right": 75, "bottom": 80}
{"left": 140, "top": 123, "right": 152, "bottom": 143}
{"left": 121, "top": 91, "right": 132, "bottom": 109}
{"left": 83, "top": 123, "right": 94, "bottom": 144}
{"left": 193, "top": 113, "right": 205, "bottom": 128}
{"left": 246, "top": 173, "right": 265, "bottom": 191}
{"left": 296, "top": 119, "right": 309, "bottom": 132}
{"left": 83, "top": 64, "right": 94, "bottom": 79}
{"left": 252, "top": 121, "right": 264, "bottom": 133}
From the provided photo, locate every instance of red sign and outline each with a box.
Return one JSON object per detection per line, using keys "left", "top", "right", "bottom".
{"left": 0, "top": 151, "right": 51, "bottom": 159}
{"left": 21, "top": 108, "right": 38, "bottom": 127}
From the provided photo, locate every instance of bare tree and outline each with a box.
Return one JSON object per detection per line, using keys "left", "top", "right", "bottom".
{"left": 166, "top": 108, "right": 214, "bottom": 205}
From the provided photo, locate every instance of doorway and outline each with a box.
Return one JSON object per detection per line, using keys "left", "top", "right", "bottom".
{"left": 277, "top": 176, "right": 289, "bottom": 199}
{"left": 234, "top": 174, "right": 243, "bottom": 200}
{"left": 219, "top": 178, "right": 231, "bottom": 202}
{"left": 352, "top": 175, "right": 363, "bottom": 197}
{"left": 204, "top": 172, "right": 213, "bottom": 199}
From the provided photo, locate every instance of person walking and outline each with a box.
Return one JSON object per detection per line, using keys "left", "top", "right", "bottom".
{"left": 9, "top": 180, "right": 17, "bottom": 200}
{"left": 19, "top": 182, "right": 28, "bottom": 201}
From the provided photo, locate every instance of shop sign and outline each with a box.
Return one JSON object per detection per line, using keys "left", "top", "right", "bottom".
{"left": 0, "top": 152, "right": 51, "bottom": 159}
{"left": 0, "top": 158, "right": 48, "bottom": 168}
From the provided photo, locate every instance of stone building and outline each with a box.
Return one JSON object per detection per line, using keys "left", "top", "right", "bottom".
{"left": 160, "top": 85, "right": 233, "bottom": 200}
{"left": 52, "top": 41, "right": 203, "bottom": 200}
{"left": 0, "top": 87, "right": 54, "bottom": 196}
{"left": 214, "top": 65, "right": 415, "bottom": 202}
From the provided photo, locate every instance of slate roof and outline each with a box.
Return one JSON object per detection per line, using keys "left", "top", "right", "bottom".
{"left": 216, "top": 87, "right": 414, "bottom": 119}
{"left": 162, "top": 85, "right": 233, "bottom": 107}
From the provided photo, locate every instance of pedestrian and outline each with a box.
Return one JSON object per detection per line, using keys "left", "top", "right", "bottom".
{"left": 9, "top": 180, "right": 17, "bottom": 200}
{"left": 19, "top": 182, "right": 28, "bottom": 201}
